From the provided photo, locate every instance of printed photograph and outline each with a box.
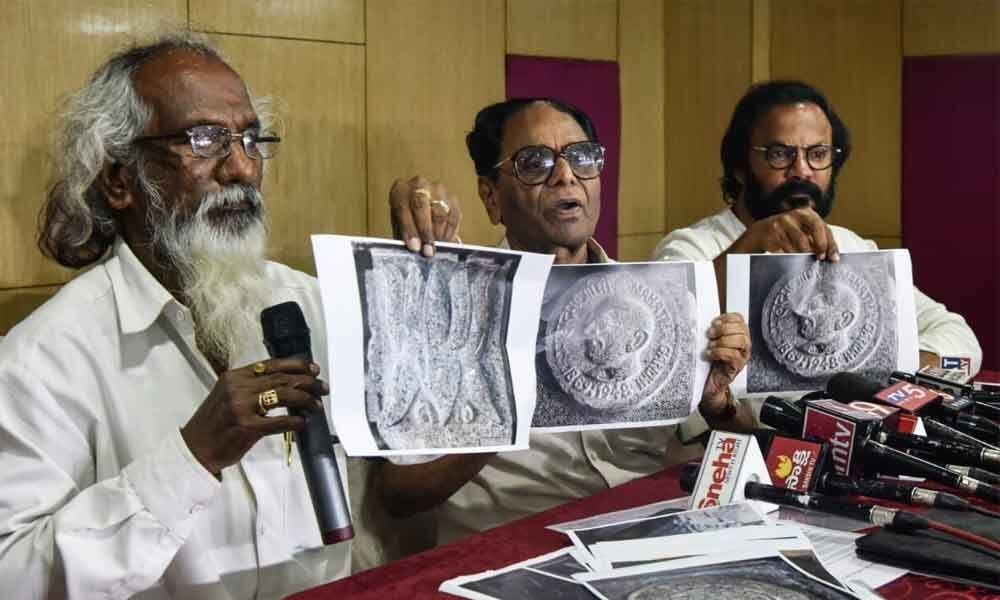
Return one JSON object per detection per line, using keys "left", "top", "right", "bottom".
{"left": 746, "top": 253, "right": 898, "bottom": 393}
{"left": 354, "top": 242, "right": 521, "bottom": 450}
{"left": 534, "top": 262, "right": 698, "bottom": 429}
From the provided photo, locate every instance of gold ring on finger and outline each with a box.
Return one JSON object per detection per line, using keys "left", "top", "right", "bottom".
{"left": 252, "top": 361, "right": 267, "bottom": 376}
{"left": 413, "top": 188, "right": 432, "bottom": 201}
{"left": 258, "top": 389, "right": 279, "bottom": 414}
{"left": 430, "top": 199, "right": 450, "bottom": 214}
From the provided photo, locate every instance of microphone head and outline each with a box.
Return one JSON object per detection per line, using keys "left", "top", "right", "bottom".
{"left": 759, "top": 396, "right": 804, "bottom": 436}
{"left": 826, "top": 372, "right": 882, "bottom": 402}
{"left": 679, "top": 462, "right": 700, "bottom": 492}
{"left": 261, "top": 301, "right": 312, "bottom": 359}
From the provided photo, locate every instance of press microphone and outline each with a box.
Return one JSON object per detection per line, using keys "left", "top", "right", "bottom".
{"left": 751, "top": 429, "right": 829, "bottom": 492}
{"left": 817, "top": 472, "right": 972, "bottom": 512}
{"left": 759, "top": 396, "right": 806, "bottom": 436}
{"left": 923, "top": 418, "right": 999, "bottom": 452}
{"left": 742, "top": 482, "right": 929, "bottom": 531}
{"left": 864, "top": 441, "right": 1000, "bottom": 503}
{"left": 871, "top": 431, "right": 1000, "bottom": 470}
{"left": 687, "top": 431, "right": 777, "bottom": 512}
{"left": 802, "top": 399, "right": 884, "bottom": 476}
{"left": 261, "top": 301, "right": 354, "bottom": 544}
{"left": 946, "top": 465, "right": 1000, "bottom": 486}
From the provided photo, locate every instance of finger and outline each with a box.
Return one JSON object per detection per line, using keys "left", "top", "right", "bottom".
{"left": 243, "top": 357, "right": 319, "bottom": 378}
{"left": 256, "top": 414, "right": 309, "bottom": 435}
{"left": 390, "top": 179, "right": 421, "bottom": 253}
{"left": 780, "top": 217, "right": 813, "bottom": 253}
{"left": 796, "top": 209, "right": 832, "bottom": 260}
{"left": 824, "top": 223, "right": 840, "bottom": 261}
{"left": 430, "top": 182, "right": 450, "bottom": 241}
{"left": 272, "top": 386, "right": 325, "bottom": 412}
{"left": 254, "top": 372, "right": 329, "bottom": 396}
{"left": 708, "top": 322, "right": 749, "bottom": 340}
{"left": 712, "top": 313, "right": 746, "bottom": 326}
{"left": 704, "top": 347, "right": 746, "bottom": 366}
{"left": 408, "top": 176, "right": 436, "bottom": 257}
{"left": 441, "top": 191, "right": 461, "bottom": 242}
{"left": 710, "top": 333, "right": 751, "bottom": 352}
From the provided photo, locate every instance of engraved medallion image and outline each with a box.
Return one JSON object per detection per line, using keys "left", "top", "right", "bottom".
{"left": 747, "top": 253, "right": 898, "bottom": 393}
{"left": 627, "top": 578, "right": 814, "bottom": 600}
{"left": 354, "top": 243, "right": 519, "bottom": 450}
{"left": 535, "top": 263, "right": 697, "bottom": 428}
{"left": 762, "top": 261, "right": 880, "bottom": 378}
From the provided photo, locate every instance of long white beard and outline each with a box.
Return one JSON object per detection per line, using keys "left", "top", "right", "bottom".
{"left": 150, "top": 184, "right": 271, "bottom": 368}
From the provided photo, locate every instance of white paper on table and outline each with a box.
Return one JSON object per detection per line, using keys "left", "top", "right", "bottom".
{"left": 531, "top": 261, "right": 718, "bottom": 432}
{"left": 727, "top": 250, "right": 919, "bottom": 397}
{"left": 546, "top": 496, "right": 692, "bottom": 534}
{"left": 575, "top": 546, "right": 860, "bottom": 600}
{"left": 311, "top": 235, "right": 553, "bottom": 456}
{"left": 566, "top": 502, "right": 766, "bottom": 561}
{"left": 587, "top": 523, "right": 810, "bottom": 569}
{"left": 795, "top": 523, "right": 907, "bottom": 591}
{"left": 438, "top": 547, "right": 594, "bottom": 600}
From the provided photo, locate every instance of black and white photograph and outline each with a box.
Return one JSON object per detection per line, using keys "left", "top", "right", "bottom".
{"left": 533, "top": 261, "right": 717, "bottom": 431}
{"left": 568, "top": 502, "right": 765, "bottom": 558}
{"left": 578, "top": 551, "right": 859, "bottom": 600}
{"left": 312, "top": 235, "right": 553, "bottom": 456}
{"left": 727, "top": 251, "right": 919, "bottom": 395}
{"left": 439, "top": 548, "right": 594, "bottom": 600}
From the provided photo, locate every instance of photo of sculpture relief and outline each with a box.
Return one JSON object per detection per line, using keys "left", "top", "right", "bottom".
{"left": 534, "top": 263, "right": 697, "bottom": 428}
{"left": 747, "top": 252, "right": 898, "bottom": 393}
{"left": 354, "top": 242, "right": 520, "bottom": 450}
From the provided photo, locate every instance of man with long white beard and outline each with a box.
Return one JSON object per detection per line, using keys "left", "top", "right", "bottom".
{"left": 0, "top": 34, "right": 350, "bottom": 599}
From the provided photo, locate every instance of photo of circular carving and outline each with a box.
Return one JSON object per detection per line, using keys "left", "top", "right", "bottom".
{"left": 353, "top": 242, "right": 520, "bottom": 450}
{"left": 587, "top": 555, "right": 856, "bottom": 600}
{"left": 747, "top": 253, "right": 898, "bottom": 393}
{"left": 534, "top": 262, "right": 697, "bottom": 428}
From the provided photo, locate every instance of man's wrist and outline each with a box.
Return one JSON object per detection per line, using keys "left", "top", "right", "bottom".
{"left": 699, "top": 387, "right": 738, "bottom": 422}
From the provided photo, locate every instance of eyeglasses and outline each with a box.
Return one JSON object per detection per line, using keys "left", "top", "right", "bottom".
{"left": 134, "top": 125, "right": 281, "bottom": 160}
{"left": 493, "top": 141, "right": 605, "bottom": 186}
{"left": 751, "top": 143, "right": 841, "bottom": 171}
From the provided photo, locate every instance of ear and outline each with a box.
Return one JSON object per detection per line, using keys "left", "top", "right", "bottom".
{"left": 478, "top": 175, "right": 502, "bottom": 226}
{"left": 98, "top": 162, "right": 135, "bottom": 211}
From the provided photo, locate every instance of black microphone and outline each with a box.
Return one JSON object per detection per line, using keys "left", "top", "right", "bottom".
{"left": 946, "top": 465, "right": 1000, "bottom": 486}
{"left": 871, "top": 431, "right": 1000, "bottom": 470}
{"left": 817, "top": 472, "right": 972, "bottom": 512}
{"left": 261, "top": 301, "right": 354, "bottom": 544}
{"left": 864, "top": 440, "right": 1000, "bottom": 503}
{"left": 759, "top": 396, "right": 806, "bottom": 436}
{"left": 923, "top": 418, "right": 999, "bottom": 452}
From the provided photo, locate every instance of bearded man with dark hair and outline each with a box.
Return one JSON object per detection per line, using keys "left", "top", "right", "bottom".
{"left": 0, "top": 33, "right": 350, "bottom": 598}
{"left": 653, "top": 80, "right": 981, "bottom": 375}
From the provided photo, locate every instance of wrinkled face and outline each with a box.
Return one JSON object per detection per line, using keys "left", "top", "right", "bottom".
{"left": 128, "top": 49, "right": 265, "bottom": 241}
{"left": 792, "top": 289, "right": 856, "bottom": 356}
{"left": 481, "top": 103, "right": 600, "bottom": 256}
{"left": 742, "top": 102, "right": 836, "bottom": 220}
{"left": 581, "top": 298, "right": 651, "bottom": 382}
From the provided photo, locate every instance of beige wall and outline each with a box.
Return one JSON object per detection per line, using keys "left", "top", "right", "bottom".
{"left": 1, "top": 0, "right": 995, "bottom": 332}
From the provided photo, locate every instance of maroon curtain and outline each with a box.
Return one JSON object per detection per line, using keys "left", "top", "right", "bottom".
{"left": 902, "top": 55, "right": 1000, "bottom": 370}
{"left": 506, "top": 55, "right": 620, "bottom": 258}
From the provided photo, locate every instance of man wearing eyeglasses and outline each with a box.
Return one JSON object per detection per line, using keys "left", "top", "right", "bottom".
{"left": 652, "top": 80, "right": 982, "bottom": 374}
{"left": 0, "top": 34, "right": 350, "bottom": 598}
{"left": 370, "top": 99, "right": 754, "bottom": 556}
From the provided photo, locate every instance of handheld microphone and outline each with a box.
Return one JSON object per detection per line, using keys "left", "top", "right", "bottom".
{"left": 261, "top": 302, "right": 354, "bottom": 544}
{"left": 687, "top": 431, "right": 777, "bottom": 512}
{"left": 923, "top": 418, "right": 999, "bottom": 452}
{"left": 817, "top": 472, "right": 972, "bottom": 512}
{"left": 946, "top": 465, "right": 1000, "bottom": 486}
{"left": 802, "top": 399, "right": 883, "bottom": 476}
{"left": 759, "top": 396, "right": 805, "bottom": 436}
{"left": 743, "top": 482, "right": 929, "bottom": 531}
{"left": 872, "top": 431, "right": 1000, "bottom": 470}
{"left": 751, "top": 429, "right": 829, "bottom": 492}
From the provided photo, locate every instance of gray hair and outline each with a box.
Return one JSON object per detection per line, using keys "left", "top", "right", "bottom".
{"left": 38, "top": 32, "right": 226, "bottom": 268}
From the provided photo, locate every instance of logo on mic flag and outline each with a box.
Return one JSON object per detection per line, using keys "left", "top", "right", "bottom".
{"left": 940, "top": 356, "right": 971, "bottom": 376}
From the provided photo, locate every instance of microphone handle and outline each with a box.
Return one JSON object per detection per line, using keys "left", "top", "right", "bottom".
{"left": 923, "top": 418, "right": 999, "bottom": 452}
{"left": 866, "top": 441, "right": 1000, "bottom": 503}
{"left": 877, "top": 432, "right": 1000, "bottom": 469}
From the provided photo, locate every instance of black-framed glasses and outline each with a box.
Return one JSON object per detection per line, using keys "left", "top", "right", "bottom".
{"left": 493, "top": 141, "right": 605, "bottom": 185}
{"left": 134, "top": 125, "right": 281, "bottom": 160}
{"left": 751, "top": 143, "right": 841, "bottom": 171}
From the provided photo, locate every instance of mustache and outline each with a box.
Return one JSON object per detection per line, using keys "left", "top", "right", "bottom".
{"left": 196, "top": 184, "right": 264, "bottom": 216}
{"left": 769, "top": 179, "right": 824, "bottom": 206}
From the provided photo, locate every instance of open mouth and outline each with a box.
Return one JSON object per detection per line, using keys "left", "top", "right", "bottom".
{"left": 553, "top": 199, "right": 583, "bottom": 216}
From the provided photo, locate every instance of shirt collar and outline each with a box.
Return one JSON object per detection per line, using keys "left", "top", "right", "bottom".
{"left": 497, "top": 237, "right": 611, "bottom": 264}
{"left": 107, "top": 237, "right": 177, "bottom": 335}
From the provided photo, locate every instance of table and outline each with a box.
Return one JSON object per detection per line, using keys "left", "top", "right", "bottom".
{"left": 291, "top": 372, "right": 1000, "bottom": 600}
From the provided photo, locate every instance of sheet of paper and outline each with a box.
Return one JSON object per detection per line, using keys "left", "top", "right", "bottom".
{"left": 728, "top": 250, "right": 919, "bottom": 397}
{"left": 546, "top": 496, "right": 691, "bottom": 534}
{"left": 795, "top": 523, "right": 907, "bottom": 591}
{"left": 532, "top": 261, "right": 717, "bottom": 432}
{"left": 439, "top": 547, "right": 593, "bottom": 600}
{"left": 312, "top": 235, "right": 552, "bottom": 456}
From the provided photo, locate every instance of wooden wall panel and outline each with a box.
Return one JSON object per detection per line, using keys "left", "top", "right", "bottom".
{"left": 212, "top": 34, "right": 366, "bottom": 275}
{"left": 752, "top": 0, "right": 771, "bottom": 82}
{"left": 0, "top": 286, "right": 60, "bottom": 335}
{"left": 904, "top": 0, "right": 1000, "bottom": 56}
{"left": 366, "top": 0, "right": 505, "bottom": 246}
{"left": 191, "top": 0, "right": 364, "bottom": 44}
{"left": 618, "top": 233, "right": 666, "bottom": 262}
{"left": 771, "top": 0, "right": 902, "bottom": 239}
{"left": 0, "top": 0, "right": 186, "bottom": 289}
{"left": 618, "top": 0, "right": 666, "bottom": 236}
{"left": 664, "top": 0, "right": 754, "bottom": 233}
{"left": 507, "top": 0, "right": 617, "bottom": 60}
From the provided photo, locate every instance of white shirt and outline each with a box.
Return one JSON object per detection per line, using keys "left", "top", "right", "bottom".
{"left": 652, "top": 206, "right": 983, "bottom": 375}
{"left": 431, "top": 238, "right": 708, "bottom": 543}
{"left": 0, "top": 239, "right": 350, "bottom": 600}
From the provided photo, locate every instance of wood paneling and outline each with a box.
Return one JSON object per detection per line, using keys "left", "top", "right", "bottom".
{"left": 0, "top": 286, "right": 60, "bottom": 334}
{"left": 771, "top": 0, "right": 902, "bottom": 239}
{"left": 618, "top": 0, "right": 666, "bottom": 236}
{"left": 191, "top": 0, "right": 364, "bottom": 44}
{"left": 904, "top": 0, "right": 1000, "bottom": 56}
{"left": 0, "top": 0, "right": 186, "bottom": 288}
{"left": 752, "top": 0, "right": 771, "bottom": 82}
{"left": 366, "top": 0, "right": 505, "bottom": 246}
{"left": 507, "top": 0, "right": 618, "bottom": 60}
{"left": 617, "top": 232, "right": 666, "bottom": 262}
{"left": 664, "top": 0, "right": 753, "bottom": 233}
{"left": 211, "top": 34, "right": 366, "bottom": 274}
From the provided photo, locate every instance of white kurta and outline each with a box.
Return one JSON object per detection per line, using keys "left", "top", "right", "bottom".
{"left": 0, "top": 239, "right": 350, "bottom": 599}
{"left": 652, "top": 206, "right": 983, "bottom": 375}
